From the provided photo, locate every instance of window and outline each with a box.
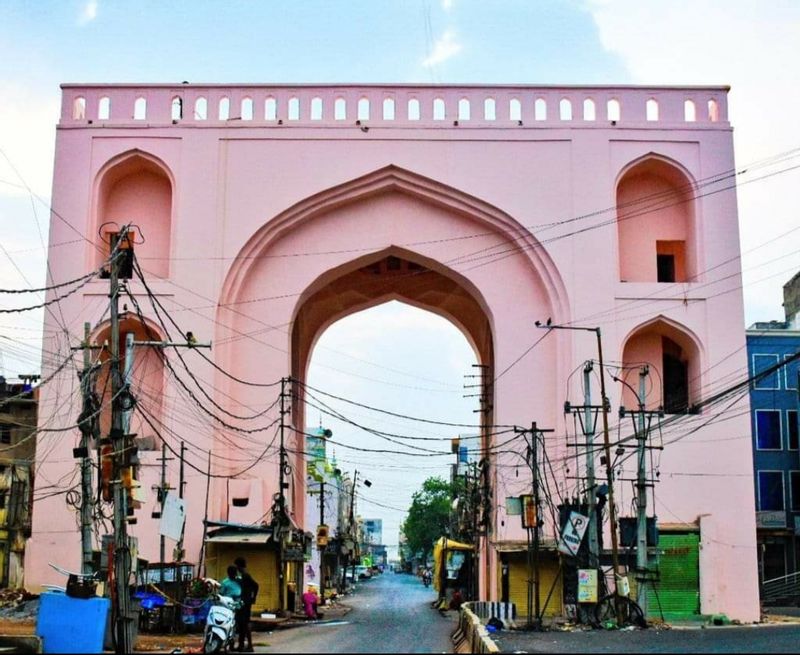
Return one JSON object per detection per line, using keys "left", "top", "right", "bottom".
{"left": 753, "top": 354, "right": 780, "bottom": 390}
{"left": 785, "top": 354, "right": 799, "bottom": 390}
{"left": 241, "top": 97, "right": 254, "bottom": 121}
{"left": 0, "top": 423, "right": 10, "bottom": 444}
{"left": 408, "top": 98, "right": 420, "bottom": 120}
{"left": 265, "top": 97, "right": 277, "bottom": 121}
{"left": 383, "top": 98, "right": 395, "bottom": 121}
{"left": 171, "top": 97, "right": 183, "bottom": 121}
{"left": 357, "top": 97, "right": 370, "bottom": 121}
{"left": 288, "top": 97, "right": 300, "bottom": 121}
{"left": 509, "top": 98, "right": 522, "bottom": 121}
{"left": 433, "top": 98, "right": 445, "bottom": 120}
{"left": 218, "top": 97, "right": 230, "bottom": 120}
{"left": 458, "top": 98, "right": 470, "bottom": 121}
{"left": 756, "top": 410, "right": 782, "bottom": 450}
{"left": 684, "top": 99, "right": 696, "bottom": 122}
{"left": 708, "top": 99, "right": 719, "bottom": 122}
{"left": 791, "top": 471, "right": 800, "bottom": 512}
{"left": 607, "top": 98, "right": 621, "bottom": 122}
{"left": 73, "top": 97, "right": 86, "bottom": 120}
{"left": 656, "top": 240, "right": 686, "bottom": 282}
{"left": 98, "top": 96, "right": 111, "bottom": 120}
{"left": 534, "top": 98, "right": 547, "bottom": 121}
{"left": 663, "top": 337, "right": 689, "bottom": 413}
{"left": 657, "top": 254, "right": 675, "bottom": 283}
{"left": 194, "top": 97, "right": 207, "bottom": 120}
{"left": 583, "top": 98, "right": 596, "bottom": 121}
{"left": 763, "top": 542, "right": 787, "bottom": 581}
{"left": 559, "top": 98, "right": 572, "bottom": 121}
{"left": 758, "top": 471, "right": 784, "bottom": 511}
{"left": 788, "top": 411, "right": 798, "bottom": 451}
{"left": 133, "top": 97, "right": 147, "bottom": 120}
{"left": 310, "top": 97, "right": 323, "bottom": 121}
{"left": 484, "top": 98, "right": 496, "bottom": 120}
{"left": 331, "top": 97, "right": 344, "bottom": 121}
{"left": 646, "top": 98, "right": 659, "bottom": 121}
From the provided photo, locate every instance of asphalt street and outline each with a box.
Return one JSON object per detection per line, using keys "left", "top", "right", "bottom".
{"left": 255, "top": 572, "right": 455, "bottom": 653}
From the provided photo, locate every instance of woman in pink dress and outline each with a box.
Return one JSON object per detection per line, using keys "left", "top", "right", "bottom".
{"left": 302, "top": 585, "right": 320, "bottom": 619}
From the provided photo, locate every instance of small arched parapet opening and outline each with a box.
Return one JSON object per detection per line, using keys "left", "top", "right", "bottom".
{"left": 92, "top": 150, "right": 174, "bottom": 278}
{"left": 615, "top": 154, "right": 698, "bottom": 284}
{"left": 619, "top": 316, "right": 703, "bottom": 414}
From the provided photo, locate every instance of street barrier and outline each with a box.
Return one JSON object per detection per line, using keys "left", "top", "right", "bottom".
{"left": 451, "top": 602, "right": 501, "bottom": 654}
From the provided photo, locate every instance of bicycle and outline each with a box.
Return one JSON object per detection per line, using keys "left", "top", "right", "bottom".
{"left": 592, "top": 566, "right": 646, "bottom": 629}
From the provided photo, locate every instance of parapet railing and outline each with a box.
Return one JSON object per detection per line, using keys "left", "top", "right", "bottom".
{"left": 61, "top": 84, "right": 729, "bottom": 128}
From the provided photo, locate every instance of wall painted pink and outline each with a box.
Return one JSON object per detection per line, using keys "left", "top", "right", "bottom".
{"left": 28, "top": 84, "right": 758, "bottom": 620}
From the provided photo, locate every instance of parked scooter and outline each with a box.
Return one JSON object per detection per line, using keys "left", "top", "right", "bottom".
{"left": 203, "top": 592, "right": 239, "bottom": 653}
{"left": 422, "top": 569, "right": 432, "bottom": 588}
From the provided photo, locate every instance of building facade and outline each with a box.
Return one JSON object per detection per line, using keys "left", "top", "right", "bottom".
{"left": 0, "top": 377, "right": 37, "bottom": 588}
{"left": 747, "top": 273, "right": 800, "bottom": 587}
{"left": 28, "top": 83, "right": 759, "bottom": 620}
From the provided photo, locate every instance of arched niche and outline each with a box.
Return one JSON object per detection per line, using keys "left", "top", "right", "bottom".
{"left": 620, "top": 316, "right": 702, "bottom": 413}
{"left": 93, "top": 151, "right": 173, "bottom": 278}
{"left": 616, "top": 155, "right": 697, "bottom": 283}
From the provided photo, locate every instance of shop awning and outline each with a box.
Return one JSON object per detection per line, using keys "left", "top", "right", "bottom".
{"left": 205, "top": 533, "right": 273, "bottom": 545}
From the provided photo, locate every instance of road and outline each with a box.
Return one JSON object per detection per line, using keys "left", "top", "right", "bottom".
{"left": 492, "top": 623, "right": 800, "bottom": 653}
{"left": 255, "top": 572, "right": 455, "bottom": 653}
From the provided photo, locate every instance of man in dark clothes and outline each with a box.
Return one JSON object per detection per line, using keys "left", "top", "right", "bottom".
{"left": 234, "top": 557, "right": 259, "bottom": 652}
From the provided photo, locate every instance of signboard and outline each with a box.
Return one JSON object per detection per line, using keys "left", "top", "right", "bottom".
{"left": 756, "top": 511, "right": 787, "bottom": 529}
{"left": 577, "top": 569, "right": 598, "bottom": 603}
{"left": 558, "top": 511, "right": 589, "bottom": 557}
{"left": 505, "top": 497, "right": 522, "bottom": 516}
{"left": 159, "top": 493, "right": 186, "bottom": 541}
{"left": 520, "top": 495, "right": 537, "bottom": 529}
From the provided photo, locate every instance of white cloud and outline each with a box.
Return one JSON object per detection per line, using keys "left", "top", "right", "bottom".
{"left": 584, "top": 0, "right": 800, "bottom": 323}
{"left": 422, "top": 29, "right": 462, "bottom": 68}
{"left": 78, "top": 0, "right": 98, "bottom": 26}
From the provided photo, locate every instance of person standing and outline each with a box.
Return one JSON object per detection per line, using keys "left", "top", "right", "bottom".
{"left": 234, "top": 557, "right": 259, "bottom": 652}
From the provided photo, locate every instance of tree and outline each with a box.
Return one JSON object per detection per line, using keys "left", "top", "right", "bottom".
{"left": 401, "top": 476, "right": 458, "bottom": 563}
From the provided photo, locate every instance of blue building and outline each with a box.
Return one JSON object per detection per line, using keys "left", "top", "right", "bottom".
{"left": 747, "top": 272, "right": 800, "bottom": 587}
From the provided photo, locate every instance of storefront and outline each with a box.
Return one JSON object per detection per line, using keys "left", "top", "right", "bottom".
{"left": 498, "top": 544, "right": 563, "bottom": 619}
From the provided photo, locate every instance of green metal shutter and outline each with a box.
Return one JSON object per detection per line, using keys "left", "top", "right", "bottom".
{"left": 647, "top": 532, "right": 701, "bottom": 619}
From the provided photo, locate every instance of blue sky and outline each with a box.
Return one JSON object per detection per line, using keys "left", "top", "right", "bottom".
{"left": 1, "top": 1, "right": 799, "bottom": 550}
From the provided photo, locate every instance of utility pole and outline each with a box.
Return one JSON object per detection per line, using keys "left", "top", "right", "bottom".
{"left": 108, "top": 229, "right": 134, "bottom": 655}
{"left": 276, "top": 377, "right": 290, "bottom": 612}
{"left": 583, "top": 362, "right": 600, "bottom": 568}
{"left": 77, "top": 321, "right": 96, "bottom": 575}
{"left": 635, "top": 365, "right": 650, "bottom": 615}
{"left": 540, "top": 322, "right": 624, "bottom": 625}
{"left": 156, "top": 440, "right": 173, "bottom": 588}
{"left": 516, "top": 422, "right": 554, "bottom": 630}
{"left": 349, "top": 470, "right": 358, "bottom": 586}
{"left": 174, "top": 441, "right": 186, "bottom": 562}
{"left": 318, "top": 479, "right": 326, "bottom": 606}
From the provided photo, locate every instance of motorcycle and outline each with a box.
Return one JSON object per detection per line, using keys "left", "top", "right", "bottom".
{"left": 422, "top": 571, "right": 432, "bottom": 588}
{"left": 203, "top": 593, "right": 239, "bottom": 653}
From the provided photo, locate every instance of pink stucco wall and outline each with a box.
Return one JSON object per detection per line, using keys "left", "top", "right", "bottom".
{"left": 28, "top": 84, "right": 758, "bottom": 620}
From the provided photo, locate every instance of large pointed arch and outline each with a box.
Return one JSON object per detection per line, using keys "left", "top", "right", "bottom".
{"left": 219, "top": 165, "right": 569, "bottom": 321}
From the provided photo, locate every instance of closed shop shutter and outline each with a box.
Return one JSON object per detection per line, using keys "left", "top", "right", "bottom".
{"left": 206, "top": 544, "right": 279, "bottom": 612}
{"left": 507, "top": 553, "right": 562, "bottom": 618}
{"left": 647, "top": 532, "right": 700, "bottom": 619}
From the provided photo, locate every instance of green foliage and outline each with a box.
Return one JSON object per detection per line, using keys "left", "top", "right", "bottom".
{"left": 401, "top": 476, "right": 456, "bottom": 561}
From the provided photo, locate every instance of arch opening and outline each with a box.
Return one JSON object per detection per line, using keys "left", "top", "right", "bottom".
{"left": 93, "top": 152, "right": 173, "bottom": 278}
{"left": 620, "top": 317, "right": 702, "bottom": 414}
{"left": 616, "top": 155, "right": 698, "bottom": 283}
